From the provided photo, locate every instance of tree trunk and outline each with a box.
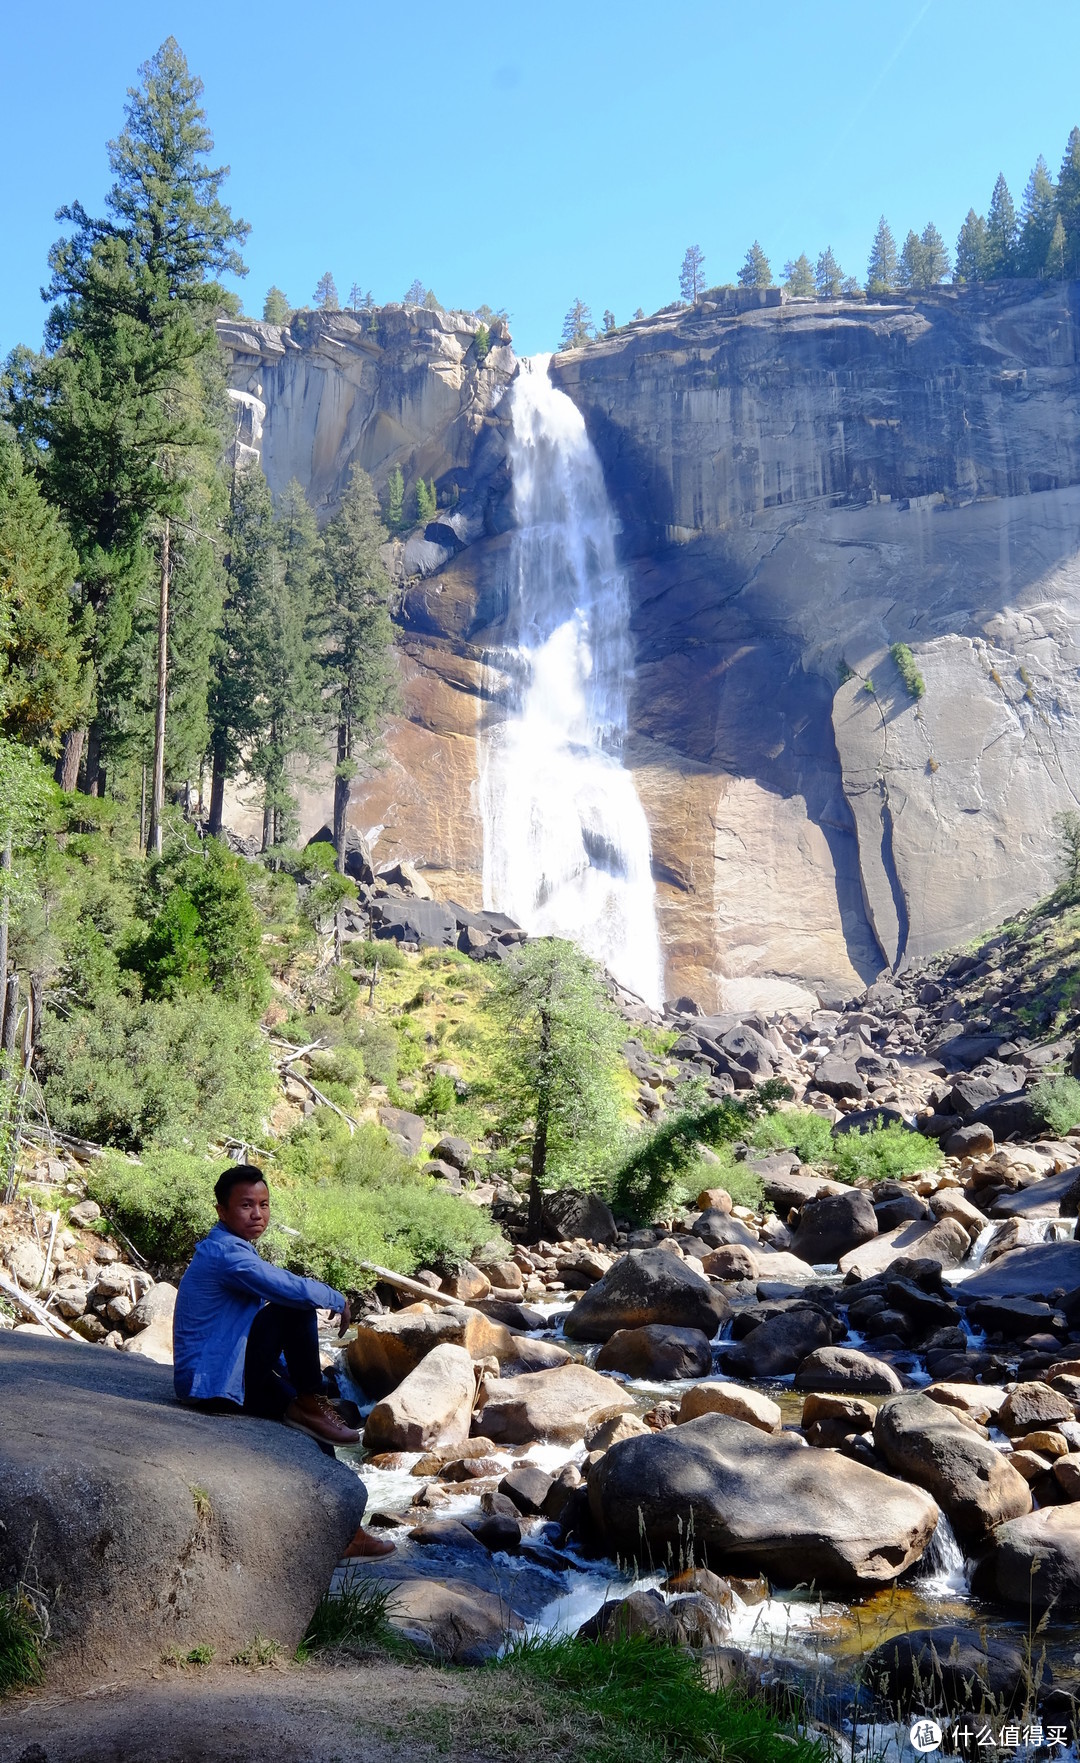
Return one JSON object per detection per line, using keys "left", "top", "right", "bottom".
{"left": 139, "top": 764, "right": 147, "bottom": 849}
{"left": 527, "top": 1007, "right": 552, "bottom": 1239}
{"left": 333, "top": 718, "right": 351, "bottom": 876}
{"left": 0, "top": 836, "right": 10, "bottom": 1051}
{"left": 57, "top": 726, "right": 86, "bottom": 794}
{"left": 0, "top": 973, "right": 19, "bottom": 1083}
{"left": 208, "top": 748, "right": 226, "bottom": 837}
{"left": 146, "top": 519, "right": 170, "bottom": 858}
{"left": 261, "top": 803, "right": 273, "bottom": 853}
{"left": 84, "top": 726, "right": 103, "bottom": 797}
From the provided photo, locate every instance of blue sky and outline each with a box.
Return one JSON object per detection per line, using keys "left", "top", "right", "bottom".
{"left": 5, "top": 0, "right": 1080, "bottom": 359}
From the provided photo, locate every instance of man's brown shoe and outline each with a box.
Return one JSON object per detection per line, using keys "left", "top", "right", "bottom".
{"left": 343, "top": 1526, "right": 397, "bottom": 1559}
{"left": 284, "top": 1394, "right": 361, "bottom": 1447}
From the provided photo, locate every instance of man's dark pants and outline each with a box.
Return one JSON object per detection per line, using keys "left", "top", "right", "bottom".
{"left": 187, "top": 1302, "right": 323, "bottom": 1420}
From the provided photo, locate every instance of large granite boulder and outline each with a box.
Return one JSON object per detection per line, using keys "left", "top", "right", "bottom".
{"left": 474, "top": 1364, "right": 632, "bottom": 1445}
{"left": 865, "top": 1625, "right": 1050, "bottom": 1713}
{"left": 0, "top": 1334, "right": 367, "bottom": 1676}
{"left": 541, "top": 1188, "right": 618, "bottom": 1245}
{"left": 977, "top": 1506, "right": 1080, "bottom": 1614}
{"left": 873, "top": 1391, "right": 1032, "bottom": 1542}
{"left": 346, "top": 1306, "right": 513, "bottom": 1397}
{"left": 595, "top": 1325, "right": 713, "bottom": 1381}
{"left": 723, "top": 1308, "right": 833, "bottom": 1378}
{"left": 789, "top": 1190, "right": 878, "bottom": 1265}
{"left": 588, "top": 1412, "right": 939, "bottom": 1592}
{"left": 562, "top": 1248, "right": 730, "bottom": 1343}
{"left": 363, "top": 1343, "right": 477, "bottom": 1452}
{"left": 956, "top": 1241, "right": 1080, "bottom": 1303}
{"left": 794, "top": 1347, "right": 903, "bottom": 1394}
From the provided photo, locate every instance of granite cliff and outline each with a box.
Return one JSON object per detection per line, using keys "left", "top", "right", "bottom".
{"left": 217, "top": 284, "right": 1080, "bottom": 1010}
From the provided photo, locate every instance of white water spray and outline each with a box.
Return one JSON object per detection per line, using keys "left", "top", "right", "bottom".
{"left": 479, "top": 356, "right": 663, "bottom": 1006}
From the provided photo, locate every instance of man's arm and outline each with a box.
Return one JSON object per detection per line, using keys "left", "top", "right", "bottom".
{"left": 218, "top": 1241, "right": 345, "bottom": 1315}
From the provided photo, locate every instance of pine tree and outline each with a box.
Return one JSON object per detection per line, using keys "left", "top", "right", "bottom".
{"left": 920, "top": 222, "right": 951, "bottom": 285}
{"left": 679, "top": 245, "right": 706, "bottom": 303}
{"left": 815, "top": 247, "right": 844, "bottom": 297}
{"left": 1018, "top": 157, "right": 1058, "bottom": 277}
{"left": 422, "top": 290, "right": 442, "bottom": 311}
{"left": 985, "top": 174, "right": 1019, "bottom": 277}
{"left": 415, "top": 478, "right": 437, "bottom": 524}
{"left": 316, "top": 466, "right": 397, "bottom": 871}
{"left": 1056, "top": 127, "right": 1080, "bottom": 278}
{"left": 5, "top": 38, "right": 248, "bottom": 798}
{"left": 633, "top": 307, "right": 645, "bottom": 320}
{"left": 262, "top": 285, "right": 291, "bottom": 324}
{"left": 385, "top": 465, "right": 405, "bottom": 532}
{"left": 866, "top": 218, "right": 898, "bottom": 294}
{"left": 602, "top": 309, "right": 616, "bottom": 333}
{"left": 314, "top": 271, "right": 339, "bottom": 311}
{"left": 0, "top": 427, "right": 84, "bottom": 754}
{"left": 782, "top": 254, "right": 814, "bottom": 297}
{"left": 1046, "top": 213, "right": 1068, "bottom": 279}
{"left": 955, "top": 210, "right": 989, "bottom": 283}
{"left": 206, "top": 464, "right": 277, "bottom": 835}
{"left": 403, "top": 279, "right": 425, "bottom": 305}
{"left": 898, "top": 230, "right": 928, "bottom": 289}
{"left": 560, "top": 299, "right": 594, "bottom": 349}
{"left": 249, "top": 479, "right": 322, "bottom": 848}
{"left": 348, "top": 282, "right": 363, "bottom": 312}
{"left": 474, "top": 323, "right": 491, "bottom": 361}
{"left": 737, "top": 242, "right": 772, "bottom": 288}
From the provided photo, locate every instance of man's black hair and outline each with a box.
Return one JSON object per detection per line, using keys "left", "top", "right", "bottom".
{"left": 214, "top": 1163, "right": 270, "bottom": 1207}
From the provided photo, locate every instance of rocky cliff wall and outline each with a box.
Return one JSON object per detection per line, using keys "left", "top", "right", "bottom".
{"left": 218, "top": 287, "right": 1080, "bottom": 1011}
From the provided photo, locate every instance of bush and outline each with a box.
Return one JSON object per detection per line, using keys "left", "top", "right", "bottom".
{"left": 747, "top": 1107, "right": 833, "bottom": 1164}
{"left": 0, "top": 1588, "right": 45, "bottom": 1695}
{"left": 829, "top": 1120, "right": 942, "bottom": 1184}
{"left": 310, "top": 1045, "right": 366, "bottom": 1091}
{"left": 890, "top": 641, "right": 926, "bottom": 701}
{"left": 87, "top": 1148, "right": 227, "bottom": 1264}
{"left": 609, "top": 1083, "right": 791, "bottom": 1224}
{"left": 1032, "top": 1074, "right": 1080, "bottom": 1134}
{"left": 357, "top": 938, "right": 407, "bottom": 972}
{"left": 39, "top": 992, "right": 277, "bottom": 1152}
{"left": 417, "top": 1072, "right": 457, "bottom": 1122}
{"left": 128, "top": 840, "right": 270, "bottom": 1014}
{"left": 359, "top": 1020, "right": 398, "bottom": 1085}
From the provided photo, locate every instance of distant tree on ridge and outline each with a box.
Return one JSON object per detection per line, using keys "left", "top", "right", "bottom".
{"left": 314, "top": 271, "right": 339, "bottom": 311}
{"left": 679, "top": 244, "right": 706, "bottom": 303}
{"left": 737, "top": 241, "right": 773, "bottom": 288}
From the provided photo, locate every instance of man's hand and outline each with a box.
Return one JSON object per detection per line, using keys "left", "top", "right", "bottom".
{"left": 337, "top": 1297, "right": 353, "bottom": 1338}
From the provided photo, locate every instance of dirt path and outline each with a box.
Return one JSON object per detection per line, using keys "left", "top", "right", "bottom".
{"left": 0, "top": 1659, "right": 487, "bottom": 1763}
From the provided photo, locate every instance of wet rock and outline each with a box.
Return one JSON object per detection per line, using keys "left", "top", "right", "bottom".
{"left": 589, "top": 1413, "right": 939, "bottom": 1592}
{"left": 562, "top": 1247, "right": 730, "bottom": 1343}
{"left": 540, "top": 1188, "right": 618, "bottom": 1245}
{"left": 971, "top": 1296, "right": 1060, "bottom": 1340}
{"left": 363, "top": 1343, "right": 476, "bottom": 1452}
{"left": 384, "top": 1578, "right": 525, "bottom": 1663}
{"left": 723, "top": 1308, "right": 832, "bottom": 1378}
{"left": 978, "top": 1505, "right": 1080, "bottom": 1614}
{"left": 596, "top": 1324, "right": 713, "bottom": 1381}
{"left": 678, "top": 1383, "right": 782, "bottom": 1434}
{"left": 347, "top": 1308, "right": 512, "bottom": 1398}
{"left": 865, "top": 1625, "right": 1050, "bottom": 1713}
{"left": 475, "top": 1363, "right": 633, "bottom": 1445}
{"left": 873, "top": 1192, "right": 930, "bottom": 1231}
{"left": 923, "top": 1383, "right": 1007, "bottom": 1425}
{"left": 577, "top": 1589, "right": 681, "bottom": 1644}
{"left": 794, "top": 1348, "right": 903, "bottom": 1394}
{"left": 498, "top": 1464, "right": 554, "bottom": 1515}
{"left": 999, "top": 1381, "right": 1074, "bottom": 1436}
{"left": 585, "top": 1412, "right": 651, "bottom": 1451}
{"left": 790, "top": 1190, "right": 878, "bottom": 1265}
{"left": 874, "top": 1390, "right": 1032, "bottom": 1542}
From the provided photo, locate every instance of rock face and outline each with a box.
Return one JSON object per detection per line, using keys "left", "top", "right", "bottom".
{"left": 562, "top": 1247, "right": 730, "bottom": 1343}
{"left": 221, "top": 286, "right": 1080, "bottom": 1005}
{"left": 589, "top": 1412, "right": 939, "bottom": 1591}
{"left": 0, "top": 1334, "right": 367, "bottom": 1675}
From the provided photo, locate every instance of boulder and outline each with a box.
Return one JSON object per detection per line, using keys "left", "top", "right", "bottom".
{"left": 540, "top": 1188, "right": 618, "bottom": 1245}
{"left": 505, "top": 1335, "right": 572, "bottom": 1373}
{"left": 758, "top": 1169, "right": 848, "bottom": 1214}
{"left": 0, "top": 1333, "right": 366, "bottom": 1674}
{"left": 377, "top": 1105, "right": 426, "bottom": 1155}
{"left": 363, "top": 1344, "right": 476, "bottom": 1452}
{"left": 873, "top": 1391, "right": 1032, "bottom": 1542}
{"left": 865, "top": 1625, "right": 1050, "bottom": 1713}
{"left": 441, "top": 1262, "right": 491, "bottom": 1303}
{"left": 943, "top": 1122, "right": 996, "bottom": 1158}
{"left": 794, "top": 1348, "right": 903, "bottom": 1395}
{"left": 589, "top": 1413, "right": 938, "bottom": 1592}
{"left": 431, "top": 1136, "right": 473, "bottom": 1171}
{"left": 678, "top": 1383, "right": 782, "bottom": 1434}
{"left": 999, "top": 1381, "right": 1074, "bottom": 1436}
{"left": 498, "top": 1464, "right": 554, "bottom": 1514}
{"left": 979, "top": 1505, "right": 1080, "bottom": 1614}
{"left": 837, "top": 1218, "right": 969, "bottom": 1279}
{"left": 723, "top": 1308, "right": 832, "bottom": 1379}
{"left": 475, "top": 1364, "right": 632, "bottom": 1445}
{"left": 789, "top": 1190, "right": 878, "bottom": 1265}
{"left": 5, "top": 1239, "right": 47, "bottom": 1290}
{"left": 383, "top": 1578, "right": 525, "bottom": 1663}
{"left": 121, "top": 1317, "right": 173, "bottom": 1364}
{"left": 129, "top": 1281, "right": 177, "bottom": 1334}
{"left": 812, "top": 1056, "right": 866, "bottom": 1100}
{"left": 989, "top": 1166, "right": 1080, "bottom": 1219}
{"left": 585, "top": 1412, "right": 651, "bottom": 1451}
{"left": 956, "top": 1241, "right": 1080, "bottom": 1303}
{"left": 577, "top": 1588, "right": 728, "bottom": 1647}
{"left": 562, "top": 1248, "right": 729, "bottom": 1343}
{"left": 596, "top": 1325, "right": 713, "bottom": 1381}
{"left": 346, "top": 1308, "right": 513, "bottom": 1398}
{"left": 68, "top": 1199, "right": 101, "bottom": 1226}
{"left": 701, "top": 1245, "right": 758, "bottom": 1280}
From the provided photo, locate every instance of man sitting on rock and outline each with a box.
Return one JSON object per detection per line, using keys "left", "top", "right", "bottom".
{"left": 173, "top": 1164, "right": 394, "bottom": 1558}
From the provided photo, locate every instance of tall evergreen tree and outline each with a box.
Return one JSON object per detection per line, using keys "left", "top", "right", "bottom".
{"left": 815, "top": 247, "right": 844, "bottom": 297}
{"left": 0, "top": 428, "right": 84, "bottom": 754}
{"left": 3, "top": 39, "right": 247, "bottom": 796}
{"left": 1046, "top": 213, "right": 1068, "bottom": 279}
{"left": 866, "top": 218, "right": 899, "bottom": 294}
{"left": 898, "top": 230, "right": 927, "bottom": 289}
{"left": 955, "top": 210, "right": 989, "bottom": 282}
{"left": 985, "top": 174, "right": 1019, "bottom": 277}
{"left": 679, "top": 245, "right": 706, "bottom": 303}
{"left": 348, "top": 282, "right": 364, "bottom": 313}
{"left": 206, "top": 465, "right": 277, "bottom": 835}
{"left": 1019, "top": 157, "right": 1058, "bottom": 277}
{"left": 249, "top": 480, "right": 321, "bottom": 848}
{"left": 262, "top": 285, "right": 291, "bottom": 324}
{"left": 782, "top": 254, "right": 814, "bottom": 297}
{"left": 1056, "top": 127, "right": 1080, "bottom": 278}
{"left": 403, "top": 280, "right": 426, "bottom": 305}
{"left": 313, "top": 271, "right": 339, "bottom": 311}
{"left": 560, "top": 299, "right": 594, "bottom": 349}
{"left": 737, "top": 242, "right": 773, "bottom": 288}
{"left": 385, "top": 465, "right": 405, "bottom": 532}
{"left": 316, "top": 467, "right": 397, "bottom": 871}
{"left": 920, "top": 222, "right": 951, "bottom": 285}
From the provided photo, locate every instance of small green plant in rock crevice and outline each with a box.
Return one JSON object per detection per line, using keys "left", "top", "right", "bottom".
{"left": 0, "top": 1588, "right": 46, "bottom": 1695}
{"left": 297, "top": 1581, "right": 401, "bottom": 1661}
{"left": 890, "top": 641, "right": 926, "bottom": 700}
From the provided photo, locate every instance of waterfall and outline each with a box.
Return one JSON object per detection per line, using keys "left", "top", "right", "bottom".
{"left": 479, "top": 356, "right": 663, "bottom": 1007}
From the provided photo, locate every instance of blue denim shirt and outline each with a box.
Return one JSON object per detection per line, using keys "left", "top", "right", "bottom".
{"left": 173, "top": 1223, "right": 345, "bottom": 1404}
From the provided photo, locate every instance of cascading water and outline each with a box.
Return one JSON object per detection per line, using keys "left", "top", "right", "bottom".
{"left": 479, "top": 356, "right": 663, "bottom": 1006}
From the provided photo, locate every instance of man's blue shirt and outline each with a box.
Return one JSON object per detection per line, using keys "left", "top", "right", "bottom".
{"left": 173, "top": 1222, "right": 345, "bottom": 1404}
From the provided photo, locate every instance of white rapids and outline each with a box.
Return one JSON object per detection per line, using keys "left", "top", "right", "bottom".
{"left": 479, "top": 355, "right": 663, "bottom": 1007}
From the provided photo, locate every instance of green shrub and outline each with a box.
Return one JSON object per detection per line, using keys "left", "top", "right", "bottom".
{"left": 0, "top": 1588, "right": 45, "bottom": 1695}
{"left": 310, "top": 1045, "right": 366, "bottom": 1090}
{"left": 609, "top": 1082, "right": 792, "bottom": 1223}
{"left": 829, "top": 1119, "right": 942, "bottom": 1184}
{"left": 129, "top": 840, "right": 270, "bottom": 1014}
{"left": 276, "top": 1171, "right": 496, "bottom": 1286}
{"left": 87, "top": 1148, "right": 227, "bottom": 1264}
{"left": 417, "top": 1072, "right": 457, "bottom": 1122}
{"left": 39, "top": 992, "right": 276, "bottom": 1152}
{"left": 1032, "top": 1073, "right": 1080, "bottom": 1134}
{"left": 890, "top": 641, "right": 926, "bottom": 701}
{"left": 357, "top": 938, "right": 407, "bottom": 972}
{"left": 359, "top": 1020, "right": 398, "bottom": 1085}
{"left": 747, "top": 1107, "right": 833, "bottom": 1164}
{"left": 474, "top": 323, "right": 491, "bottom": 361}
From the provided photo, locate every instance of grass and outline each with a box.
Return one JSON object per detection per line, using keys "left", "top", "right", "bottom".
{"left": 829, "top": 1120, "right": 943, "bottom": 1185}
{"left": 163, "top": 1643, "right": 215, "bottom": 1667}
{"left": 395, "top": 1633, "right": 832, "bottom": 1763}
{"left": 0, "top": 1589, "right": 46, "bottom": 1696}
{"left": 231, "top": 1632, "right": 283, "bottom": 1668}
{"left": 297, "top": 1581, "right": 402, "bottom": 1661}
{"left": 890, "top": 641, "right": 926, "bottom": 701}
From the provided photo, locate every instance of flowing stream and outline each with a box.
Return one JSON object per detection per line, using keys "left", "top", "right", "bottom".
{"left": 479, "top": 355, "right": 663, "bottom": 1007}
